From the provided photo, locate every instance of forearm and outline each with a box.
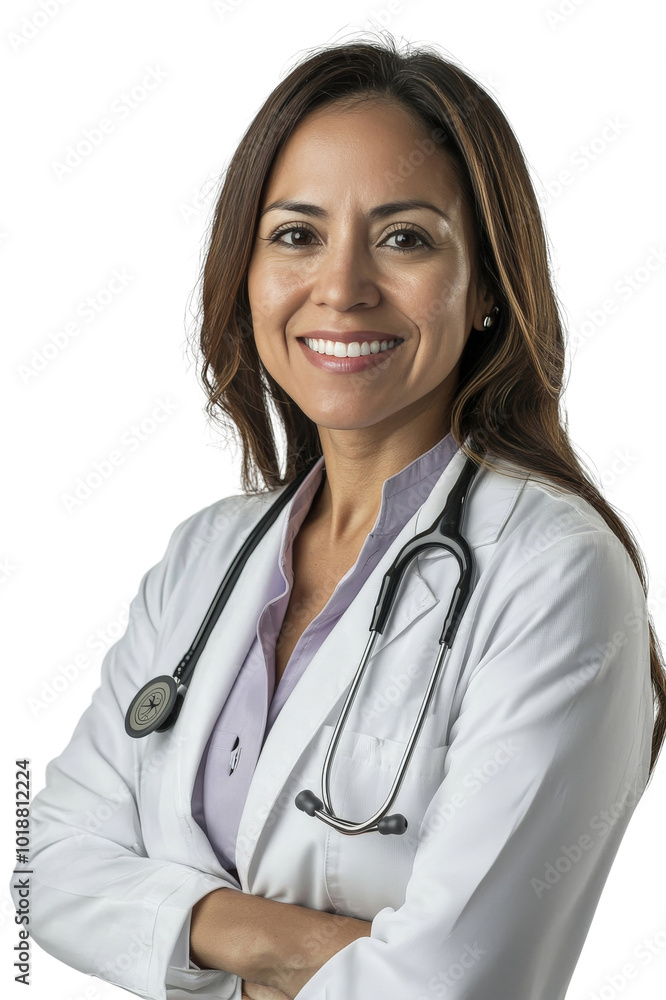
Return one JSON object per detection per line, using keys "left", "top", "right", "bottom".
{"left": 191, "top": 887, "right": 372, "bottom": 995}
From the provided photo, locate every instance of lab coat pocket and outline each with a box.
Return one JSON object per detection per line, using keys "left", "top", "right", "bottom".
{"left": 323, "top": 730, "right": 449, "bottom": 920}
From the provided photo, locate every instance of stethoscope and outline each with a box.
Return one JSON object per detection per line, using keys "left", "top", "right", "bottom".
{"left": 124, "top": 452, "right": 480, "bottom": 838}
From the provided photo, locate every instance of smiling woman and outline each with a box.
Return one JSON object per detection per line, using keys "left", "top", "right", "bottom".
{"left": 13, "top": 29, "right": 665, "bottom": 1000}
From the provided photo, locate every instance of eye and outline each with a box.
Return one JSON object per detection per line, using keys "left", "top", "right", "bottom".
{"left": 382, "top": 225, "right": 432, "bottom": 252}
{"left": 264, "top": 223, "right": 317, "bottom": 249}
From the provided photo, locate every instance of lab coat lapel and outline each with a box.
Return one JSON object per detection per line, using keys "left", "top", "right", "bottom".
{"left": 161, "top": 493, "right": 291, "bottom": 866}
{"left": 235, "top": 447, "right": 521, "bottom": 887}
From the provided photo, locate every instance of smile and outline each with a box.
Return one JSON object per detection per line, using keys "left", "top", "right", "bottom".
{"left": 303, "top": 337, "right": 402, "bottom": 357}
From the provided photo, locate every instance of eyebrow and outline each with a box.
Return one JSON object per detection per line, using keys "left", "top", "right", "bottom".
{"left": 259, "top": 198, "right": 451, "bottom": 223}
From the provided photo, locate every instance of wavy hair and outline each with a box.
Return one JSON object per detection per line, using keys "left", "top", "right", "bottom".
{"left": 187, "top": 32, "right": 665, "bottom": 777}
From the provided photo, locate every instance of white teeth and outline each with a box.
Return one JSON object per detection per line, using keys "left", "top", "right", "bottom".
{"left": 303, "top": 337, "right": 400, "bottom": 357}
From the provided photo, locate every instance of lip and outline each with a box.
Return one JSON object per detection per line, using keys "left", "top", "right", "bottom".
{"left": 297, "top": 334, "right": 404, "bottom": 374}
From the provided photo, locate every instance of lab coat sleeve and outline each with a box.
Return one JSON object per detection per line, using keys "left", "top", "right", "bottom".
{"left": 294, "top": 528, "right": 654, "bottom": 1000}
{"left": 10, "top": 511, "right": 243, "bottom": 1000}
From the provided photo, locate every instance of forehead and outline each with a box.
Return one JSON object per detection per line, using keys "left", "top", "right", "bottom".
{"left": 262, "top": 97, "right": 465, "bottom": 211}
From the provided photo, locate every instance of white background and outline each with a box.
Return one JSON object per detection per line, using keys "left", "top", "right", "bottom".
{"left": 2, "top": 1, "right": 665, "bottom": 998}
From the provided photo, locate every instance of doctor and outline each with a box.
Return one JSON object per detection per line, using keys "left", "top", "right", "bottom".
{"left": 15, "top": 36, "right": 663, "bottom": 1000}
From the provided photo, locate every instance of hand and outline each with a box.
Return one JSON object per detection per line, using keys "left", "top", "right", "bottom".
{"left": 242, "top": 979, "right": 292, "bottom": 1000}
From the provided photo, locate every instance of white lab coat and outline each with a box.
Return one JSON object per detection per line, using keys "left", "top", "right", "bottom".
{"left": 15, "top": 445, "right": 654, "bottom": 1000}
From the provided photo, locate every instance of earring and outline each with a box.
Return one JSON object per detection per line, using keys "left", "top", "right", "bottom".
{"left": 482, "top": 306, "right": 500, "bottom": 329}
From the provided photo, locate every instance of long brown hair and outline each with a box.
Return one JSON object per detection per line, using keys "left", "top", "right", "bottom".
{"left": 188, "top": 31, "right": 665, "bottom": 778}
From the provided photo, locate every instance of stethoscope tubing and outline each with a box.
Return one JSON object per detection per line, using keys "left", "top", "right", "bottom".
{"left": 173, "top": 459, "right": 320, "bottom": 688}
{"left": 300, "top": 454, "right": 479, "bottom": 835}
{"left": 316, "top": 637, "right": 456, "bottom": 835}
{"left": 124, "top": 445, "right": 482, "bottom": 840}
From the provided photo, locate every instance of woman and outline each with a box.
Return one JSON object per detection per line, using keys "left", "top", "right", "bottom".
{"left": 14, "top": 34, "right": 665, "bottom": 1000}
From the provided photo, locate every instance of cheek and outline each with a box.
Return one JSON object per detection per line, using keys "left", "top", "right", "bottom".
{"left": 248, "top": 262, "right": 303, "bottom": 330}
{"left": 406, "top": 280, "right": 460, "bottom": 333}
{"left": 393, "top": 254, "right": 463, "bottom": 319}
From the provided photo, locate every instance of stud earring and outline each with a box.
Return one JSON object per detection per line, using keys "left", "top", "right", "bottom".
{"left": 482, "top": 306, "right": 500, "bottom": 329}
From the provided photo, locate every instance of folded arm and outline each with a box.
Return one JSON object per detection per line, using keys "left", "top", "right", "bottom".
{"left": 191, "top": 886, "right": 371, "bottom": 997}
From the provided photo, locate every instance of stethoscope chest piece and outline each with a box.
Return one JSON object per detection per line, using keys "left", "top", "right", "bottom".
{"left": 124, "top": 675, "right": 183, "bottom": 738}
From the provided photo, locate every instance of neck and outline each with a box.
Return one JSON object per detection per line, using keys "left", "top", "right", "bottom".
{"left": 309, "top": 412, "right": 451, "bottom": 544}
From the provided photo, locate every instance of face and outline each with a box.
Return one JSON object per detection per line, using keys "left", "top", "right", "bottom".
{"left": 246, "top": 98, "right": 494, "bottom": 439}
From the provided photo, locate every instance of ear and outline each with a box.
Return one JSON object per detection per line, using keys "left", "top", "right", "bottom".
{"left": 471, "top": 286, "right": 496, "bottom": 333}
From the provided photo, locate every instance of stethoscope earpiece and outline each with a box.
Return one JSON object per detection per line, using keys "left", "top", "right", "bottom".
{"left": 294, "top": 789, "right": 323, "bottom": 816}
{"left": 295, "top": 788, "right": 408, "bottom": 835}
{"left": 377, "top": 814, "right": 408, "bottom": 836}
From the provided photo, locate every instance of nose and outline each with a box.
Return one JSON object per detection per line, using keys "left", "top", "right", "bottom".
{"left": 309, "top": 233, "right": 381, "bottom": 311}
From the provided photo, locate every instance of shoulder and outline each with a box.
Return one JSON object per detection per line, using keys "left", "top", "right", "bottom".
{"left": 155, "top": 485, "right": 287, "bottom": 590}
{"left": 478, "top": 455, "right": 637, "bottom": 585}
